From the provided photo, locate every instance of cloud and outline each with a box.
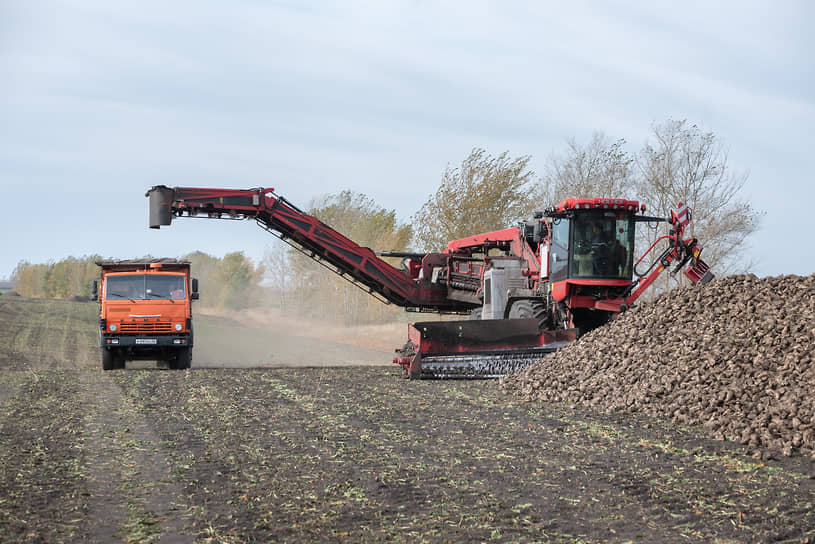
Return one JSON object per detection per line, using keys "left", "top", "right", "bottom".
{"left": 0, "top": 1, "right": 813, "bottom": 278}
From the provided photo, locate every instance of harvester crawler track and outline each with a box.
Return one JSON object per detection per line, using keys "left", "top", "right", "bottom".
{"left": 417, "top": 345, "right": 571, "bottom": 379}
{"left": 393, "top": 319, "right": 578, "bottom": 379}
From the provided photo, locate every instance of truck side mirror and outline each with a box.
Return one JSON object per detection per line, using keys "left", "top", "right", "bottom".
{"left": 191, "top": 278, "right": 199, "bottom": 300}
{"left": 91, "top": 280, "right": 98, "bottom": 301}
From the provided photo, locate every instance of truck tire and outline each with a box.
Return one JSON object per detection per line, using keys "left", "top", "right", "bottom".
{"left": 102, "top": 348, "right": 114, "bottom": 371}
{"left": 171, "top": 347, "right": 192, "bottom": 370}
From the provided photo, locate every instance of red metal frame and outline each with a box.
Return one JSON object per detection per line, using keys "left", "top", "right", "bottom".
{"left": 445, "top": 226, "right": 542, "bottom": 285}
{"left": 556, "top": 197, "right": 641, "bottom": 212}
{"left": 148, "top": 186, "right": 458, "bottom": 311}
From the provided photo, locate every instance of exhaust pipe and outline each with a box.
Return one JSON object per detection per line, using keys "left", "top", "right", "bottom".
{"left": 146, "top": 185, "right": 175, "bottom": 229}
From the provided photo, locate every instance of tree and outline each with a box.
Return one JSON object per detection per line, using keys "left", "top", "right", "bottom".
{"left": 412, "top": 148, "right": 536, "bottom": 251}
{"left": 288, "top": 190, "right": 412, "bottom": 324}
{"left": 262, "top": 242, "right": 291, "bottom": 312}
{"left": 215, "top": 252, "right": 265, "bottom": 310}
{"left": 636, "top": 119, "right": 761, "bottom": 286}
{"left": 184, "top": 251, "right": 220, "bottom": 293}
{"left": 535, "top": 132, "right": 634, "bottom": 207}
{"left": 11, "top": 261, "right": 48, "bottom": 297}
{"left": 184, "top": 251, "right": 265, "bottom": 310}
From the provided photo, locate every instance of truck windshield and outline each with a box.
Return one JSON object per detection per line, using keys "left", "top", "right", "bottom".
{"left": 105, "top": 275, "right": 186, "bottom": 300}
{"left": 571, "top": 211, "right": 634, "bottom": 279}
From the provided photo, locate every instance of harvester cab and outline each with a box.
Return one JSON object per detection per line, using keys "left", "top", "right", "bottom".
{"left": 547, "top": 198, "right": 638, "bottom": 282}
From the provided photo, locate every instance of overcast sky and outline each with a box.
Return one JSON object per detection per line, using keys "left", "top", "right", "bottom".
{"left": 1, "top": 1, "right": 813, "bottom": 280}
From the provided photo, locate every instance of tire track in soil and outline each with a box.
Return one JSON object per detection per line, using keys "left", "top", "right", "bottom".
{"left": 79, "top": 371, "right": 194, "bottom": 543}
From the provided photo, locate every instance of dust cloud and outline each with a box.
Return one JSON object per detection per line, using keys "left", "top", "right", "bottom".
{"left": 192, "top": 308, "right": 405, "bottom": 368}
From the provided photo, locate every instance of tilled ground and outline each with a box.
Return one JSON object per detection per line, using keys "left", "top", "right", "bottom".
{"left": 1, "top": 296, "right": 815, "bottom": 543}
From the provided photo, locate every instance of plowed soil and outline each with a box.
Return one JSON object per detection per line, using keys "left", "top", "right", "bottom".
{"left": 1, "top": 295, "right": 814, "bottom": 543}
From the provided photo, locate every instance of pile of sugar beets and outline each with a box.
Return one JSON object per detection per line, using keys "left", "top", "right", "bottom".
{"left": 500, "top": 273, "right": 815, "bottom": 459}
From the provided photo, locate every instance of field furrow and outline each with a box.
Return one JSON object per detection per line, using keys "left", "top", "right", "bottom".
{"left": 1, "top": 297, "right": 814, "bottom": 543}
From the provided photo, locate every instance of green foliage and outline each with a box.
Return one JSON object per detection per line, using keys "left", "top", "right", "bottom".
{"left": 411, "top": 148, "right": 536, "bottom": 251}
{"left": 285, "top": 190, "right": 412, "bottom": 324}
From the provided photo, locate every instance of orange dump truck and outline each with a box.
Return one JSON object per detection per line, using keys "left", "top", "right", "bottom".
{"left": 91, "top": 259, "right": 198, "bottom": 370}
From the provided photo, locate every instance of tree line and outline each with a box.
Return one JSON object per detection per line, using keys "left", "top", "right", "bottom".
{"left": 11, "top": 252, "right": 265, "bottom": 311}
{"left": 12, "top": 118, "right": 761, "bottom": 321}
{"left": 11, "top": 257, "right": 100, "bottom": 300}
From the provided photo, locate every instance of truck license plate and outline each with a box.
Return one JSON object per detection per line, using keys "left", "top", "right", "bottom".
{"left": 136, "top": 338, "right": 157, "bottom": 345}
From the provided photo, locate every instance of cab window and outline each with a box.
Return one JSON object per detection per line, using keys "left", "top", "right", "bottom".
{"left": 571, "top": 212, "right": 634, "bottom": 279}
{"left": 549, "top": 218, "right": 570, "bottom": 282}
{"left": 105, "top": 275, "right": 185, "bottom": 300}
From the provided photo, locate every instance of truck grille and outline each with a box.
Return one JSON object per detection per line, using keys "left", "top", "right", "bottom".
{"left": 119, "top": 322, "right": 173, "bottom": 333}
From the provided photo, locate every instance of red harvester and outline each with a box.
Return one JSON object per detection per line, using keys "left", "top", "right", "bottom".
{"left": 147, "top": 187, "right": 712, "bottom": 378}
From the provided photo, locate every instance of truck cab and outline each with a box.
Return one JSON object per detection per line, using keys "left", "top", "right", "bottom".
{"left": 92, "top": 259, "right": 198, "bottom": 370}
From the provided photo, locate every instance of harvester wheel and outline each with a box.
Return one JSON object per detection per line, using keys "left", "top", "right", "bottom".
{"left": 469, "top": 307, "right": 483, "bottom": 320}
{"left": 508, "top": 300, "right": 549, "bottom": 331}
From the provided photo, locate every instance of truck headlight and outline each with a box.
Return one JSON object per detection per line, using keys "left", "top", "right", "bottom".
{"left": 175, "top": 323, "right": 183, "bottom": 331}
{"left": 109, "top": 323, "right": 117, "bottom": 332}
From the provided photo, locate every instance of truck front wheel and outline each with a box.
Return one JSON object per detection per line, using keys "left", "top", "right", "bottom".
{"left": 102, "top": 348, "right": 114, "bottom": 371}
{"left": 171, "top": 347, "right": 192, "bottom": 370}
{"left": 102, "top": 348, "right": 125, "bottom": 370}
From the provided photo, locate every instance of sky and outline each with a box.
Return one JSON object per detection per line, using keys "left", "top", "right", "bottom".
{"left": 1, "top": 0, "right": 813, "bottom": 280}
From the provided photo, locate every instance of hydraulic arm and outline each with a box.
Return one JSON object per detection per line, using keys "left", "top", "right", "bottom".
{"left": 147, "top": 186, "right": 455, "bottom": 311}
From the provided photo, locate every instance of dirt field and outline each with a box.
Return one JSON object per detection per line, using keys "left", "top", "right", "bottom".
{"left": 1, "top": 296, "right": 815, "bottom": 543}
